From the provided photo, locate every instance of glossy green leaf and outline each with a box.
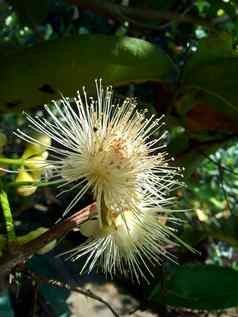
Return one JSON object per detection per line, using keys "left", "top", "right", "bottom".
{"left": 150, "top": 264, "right": 238, "bottom": 310}
{"left": 27, "top": 256, "right": 70, "bottom": 317}
{"left": 0, "top": 35, "right": 177, "bottom": 112}
{"left": 181, "top": 33, "right": 238, "bottom": 118}
{"left": 184, "top": 32, "right": 233, "bottom": 74}
{"left": 183, "top": 58, "right": 238, "bottom": 112}
{"left": 167, "top": 128, "right": 189, "bottom": 156}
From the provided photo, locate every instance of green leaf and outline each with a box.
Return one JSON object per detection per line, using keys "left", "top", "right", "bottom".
{"left": 184, "top": 32, "right": 233, "bottom": 74}
{"left": 150, "top": 264, "right": 238, "bottom": 310}
{"left": 181, "top": 33, "right": 238, "bottom": 118}
{"left": 27, "top": 256, "right": 71, "bottom": 317}
{"left": 167, "top": 126, "right": 189, "bottom": 156}
{"left": 0, "top": 35, "right": 177, "bottom": 112}
{"left": 183, "top": 58, "right": 238, "bottom": 114}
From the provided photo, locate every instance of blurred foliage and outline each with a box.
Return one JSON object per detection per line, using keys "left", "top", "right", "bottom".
{"left": 182, "top": 144, "right": 238, "bottom": 247}
{"left": 150, "top": 264, "right": 238, "bottom": 310}
{"left": 1, "top": 0, "right": 238, "bottom": 316}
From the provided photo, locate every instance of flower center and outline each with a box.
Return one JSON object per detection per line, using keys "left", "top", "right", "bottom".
{"left": 89, "top": 137, "right": 132, "bottom": 185}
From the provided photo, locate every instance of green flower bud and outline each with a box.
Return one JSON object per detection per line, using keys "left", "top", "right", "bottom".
{"left": 22, "top": 133, "right": 51, "bottom": 158}
{"left": 16, "top": 170, "right": 37, "bottom": 196}
{"left": 79, "top": 218, "right": 100, "bottom": 237}
{"left": 25, "top": 155, "right": 46, "bottom": 173}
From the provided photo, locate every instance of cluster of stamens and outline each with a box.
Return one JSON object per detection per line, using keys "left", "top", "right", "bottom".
{"left": 16, "top": 79, "right": 185, "bottom": 281}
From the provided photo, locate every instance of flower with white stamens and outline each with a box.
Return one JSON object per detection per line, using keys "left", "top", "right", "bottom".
{"left": 65, "top": 197, "right": 184, "bottom": 282}
{"left": 16, "top": 80, "right": 187, "bottom": 280}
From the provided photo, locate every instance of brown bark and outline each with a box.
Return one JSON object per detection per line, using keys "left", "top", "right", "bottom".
{"left": 0, "top": 203, "right": 96, "bottom": 276}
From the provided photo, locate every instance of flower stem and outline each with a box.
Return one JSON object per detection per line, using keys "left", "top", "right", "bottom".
{"left": 0, "top": 157, "right": 24, "bottom": 166}
{"left": 7, "top": 180, "right": 63, "bottom": 188}
{"left": 0, "top": 190, "right": 16, "bottom": 242}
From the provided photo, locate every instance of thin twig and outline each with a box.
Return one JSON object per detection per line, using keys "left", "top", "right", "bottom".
{"left": 199, "top": 149, "right": 238, "bottom": 176}
{"left": 32, "top": 282, "right": 39, "bottom": 317}
{"left": 66, "top": 0, "right": 215, "bottom": 30}
{"left": 28, "top": 270, "right": 119, "bottom": 317}
{"left": 156, "top": 0, "right": 196, "bottom": 30}
{"left": 7, "top": 179, "right": 64, "bottom": 189}
{"left": 199, "top": 149, "right": 236, "bottom": 213}
{"left": 0, "top": 203, "right": 96, "bottom": 276}
{"left": 218, "top": 164, "right": 233, "bottom": 214}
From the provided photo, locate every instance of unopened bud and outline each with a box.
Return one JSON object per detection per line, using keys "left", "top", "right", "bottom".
{"left": 16, "top": 170, "right": 37, "bottom": 196}
{"left": 22, "top": 134, "right": 51, "bottom": 158}
{"left": 41, "top": 151, "right": 49, "bottom": 160}
{"left": 79, "top": 218, "right": 100, "bottom": 237}
{"left": 25, "top": 155, "right": 47, "bottom": 178}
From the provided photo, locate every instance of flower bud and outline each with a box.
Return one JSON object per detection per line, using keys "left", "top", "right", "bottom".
{"left": 79, "top": 218, "right": 100, "bottom": 237}
{"left": 22, "top": 133, "right": 51, "bottom": 158}
{"left": 16, "top": 170, "right": 37, "bottom": 196}
{"left": 25, "top": 155, "right": 47, "bottom": 178}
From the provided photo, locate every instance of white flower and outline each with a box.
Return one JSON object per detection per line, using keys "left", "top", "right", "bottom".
{"left": 16, "top": 79, "right": 187, "bottom": 280}
{"left": 65, "top": 198, "right": 182, "bottom": 282}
